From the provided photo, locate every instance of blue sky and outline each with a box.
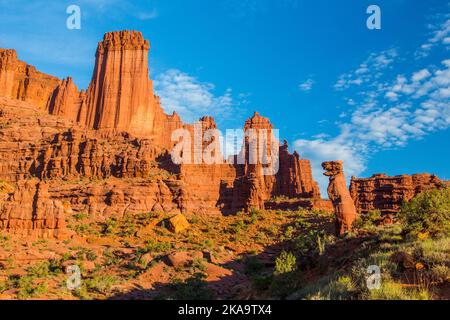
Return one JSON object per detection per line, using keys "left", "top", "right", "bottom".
{"left": 0, "top": 0, "right": 449, "bottom": 193}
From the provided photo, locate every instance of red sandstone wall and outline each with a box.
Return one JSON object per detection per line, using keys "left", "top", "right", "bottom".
{"left": 350, "top": 173, "right": 444, "bottom": 214}
{"left": 0, "top": 49, "right": 60, "bottom": 110}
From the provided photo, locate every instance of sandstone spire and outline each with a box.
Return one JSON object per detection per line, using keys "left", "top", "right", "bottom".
{"left": 322, "top": 160, "right": 358, "bottom": 236}
{"left": 84, "top": 30, "right": 164, "bottom": 136}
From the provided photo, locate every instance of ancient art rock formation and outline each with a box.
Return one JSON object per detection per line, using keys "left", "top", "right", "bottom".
{"left": 0, "top": 30, "right": 325, "bottom": 238}
{"left": 350, "top": 173, "right": 445, "bottom": 214}
{"left": 322, "top": 160, "right": 358, "bottom": 236}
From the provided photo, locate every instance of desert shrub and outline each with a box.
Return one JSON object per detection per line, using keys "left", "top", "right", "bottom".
{"left": 282, "top": 226, "right": 296, "bottom": 241}
{"left": 242, "top": 256, "right": 272, "bottom": 291}
{"left": 0, "top": 280, "right": 7, "bottom": 293}
{"left": 85, "top": 275, "right": 119, "bottom": 294}
{"left": 190, "top": 258, "right": 208, "bottom": 273}
{"left": 85, "top": 249, "right": 98, "bottom": 262}
{"left": 353, "top": 210, "right": 382, "bottom": 229}
{"left": 412, "top": 238, "right": 449, "bottom": 266}
{"left": 430, "top": 265, "right": 450, "bottom": 283}
{"left": 102, "top": 249, "right": 121, "bottom": 266}
{"left": 26, "top": 261, "right": 51, "bottom": 278}
{"left": 8, "top": 275, "right": 48, "bottom": 299}
{"left": 119, "top": 215, "right": 140, "bottom": 237}
{"left": 270, "top": 252, "right": 300, "bottom": 299}
{"left": 73, "top": 213, "right": 89, "bottom": 221}
{"left": 321, "top": 276, "right": 357, "bottom": 300}
{"left": 274, "top": 251, "right": 296, "bottom": 275}
{"left": 367, "top": 281, "right": 430, "bottom": 300}
{"left": 228, "top": 219, "right": 248, "bottom": 234}
{"left": 103, "top": 218, "right": 118, "bottom": 235}
{"left": 26, "top": 260, "right": 63, "bottom": 279}
{"left": 74, "top": 223, "right": 91, "bottom": 236}
{"left": 293, "top": 230, "right": 335, "bottom": 256}
{"left": 248, "top": 209, "right": 262, "bottom": 224}
{"left": 143, "top": 240, "right": 173, "bottom": 254}
{"left": 399, "top": 187, "right": 450, "bottom": 238}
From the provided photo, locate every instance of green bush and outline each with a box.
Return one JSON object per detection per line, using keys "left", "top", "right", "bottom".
{"left": 293, "top": 230, "right": 335, "bottom": 256}
{"left": 85, "top": 275, "right": 119, "bottom": 294}
{"left": 367, "top": 281, "right": 430, "bottom": 300}
{"left": 353, "top": 210, "right": 382, "bottom": 229}
{"left": 399, "top": 188, "right": 450, "bottom": 238}
{"left": 274, "top": 251, "right": 296, "bottom": 275}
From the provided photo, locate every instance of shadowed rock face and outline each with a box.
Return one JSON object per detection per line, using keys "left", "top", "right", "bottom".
{"left": 0, "top": 30, "right": 325, "bottom": 238}
{"left": 322, "top": 161, "right": 358, "bottom": 236}
{"left": 350, "top": 173, "right": 445, "bottom": 214}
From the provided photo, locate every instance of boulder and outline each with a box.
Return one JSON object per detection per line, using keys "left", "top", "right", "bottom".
{"left": 166, "top": 214, "right": 190, "bottom": 233}
{"left": 165, "top": 251, "right": 203, "bottom": 268}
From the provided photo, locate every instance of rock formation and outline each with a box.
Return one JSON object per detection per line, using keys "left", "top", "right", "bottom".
{"left": 0, "top": 180, "right": 67, "bottom": 239}
{"left": 0, "top": 49, "right": 60, "bottom": 110}
{"left": 350, "top": 173, "right": 445, "bottom": 214}
{"left": 47, "top": 31, "right": 178, "bottom": 147}
{"left": 322, "top": 160, "right": 358, "bottom": 236}
{"left": 0, "top": 30, "right": 325, "bottom": 238}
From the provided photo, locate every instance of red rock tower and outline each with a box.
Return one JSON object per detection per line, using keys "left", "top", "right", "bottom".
{"left": 84, "top": 30, "right": 163, "bottom": 136}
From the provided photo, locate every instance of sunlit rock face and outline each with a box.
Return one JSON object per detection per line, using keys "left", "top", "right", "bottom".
{"left": 0, "top": 30, "right": 325, "bottom": 238}
{"left": 350, "top": 173, "right": 445, "bottom": 215}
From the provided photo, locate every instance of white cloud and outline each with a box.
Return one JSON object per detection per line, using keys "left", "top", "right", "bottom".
{"left": 135, "top": 8, "right": 158, "bottom": 20}
{"left": 298, "top": 79, "right": 315, "bottom": 92}
{"left": 297, "top": 32, "right": 450, "bottom": 195}
{"left": 416, "top": 14, "right": 450, "bottom": 58}
{"left": 412, "top": 69, "right": 431, "bottom": 82}
{"left": 334, "top": 49, "right": 397, "bottom": 91}
{"left": 294, "top": 137, "right": 366, "bottom": 196}
{"left": 154, "top": 69, "right": 240, "bottom": 124}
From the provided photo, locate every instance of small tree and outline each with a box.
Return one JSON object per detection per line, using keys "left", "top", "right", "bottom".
{"left": 399, "top": 187, "right": 450, "bottom": 238}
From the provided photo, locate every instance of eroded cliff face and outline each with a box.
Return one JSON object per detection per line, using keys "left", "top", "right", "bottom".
{"left": 0, "top": 30, "right": 325, "bottom": 238}
{"left": 0, "top": 49, "right": 60, "bottom": 110}
{"left": 350, "top": 173, "right": 445, "bottom": 214}
{"left": 0, "top": 180, "right": 67, "bottom": 239}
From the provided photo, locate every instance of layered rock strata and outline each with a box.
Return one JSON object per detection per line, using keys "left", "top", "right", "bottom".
{"left": 0, "top": 30, "right": 324, "bottom": 238}
{"left": 350, "top": 173, "right": 445, "bottom": 214}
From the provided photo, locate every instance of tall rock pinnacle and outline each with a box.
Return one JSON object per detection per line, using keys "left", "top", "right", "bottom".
{"left": 84, "top": 30, "right": 163, "bottom": 136}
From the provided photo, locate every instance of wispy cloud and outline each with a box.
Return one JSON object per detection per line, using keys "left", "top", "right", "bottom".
{"left": 295, "top": 12, "right": 450, "bottom": 195}
{"left": 416, "top": 10, "right": 450, "bottom": 58}
{"left": 154, "top": 69, "right": 243, "bottom": 124}
{"left": 135, "top": 8, "right": 158, "bottom": 21}
{"left": 298, "top": 79, "right": 315, "bottom": 92}
{"left": 334, "top": 49, "right": 398, "bottom": 91}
